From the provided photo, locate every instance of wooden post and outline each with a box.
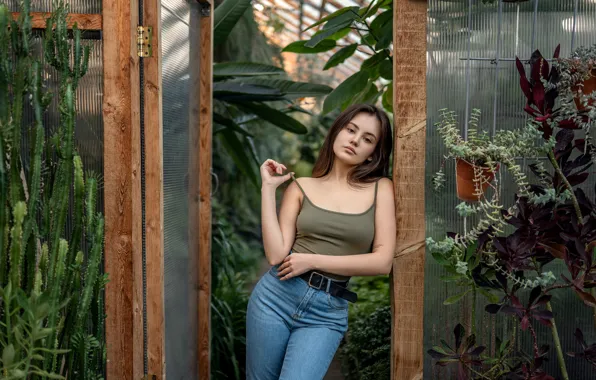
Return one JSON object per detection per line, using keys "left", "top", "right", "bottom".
{"left": 189, "top": 1, "right": 214, "bottom": 378}
{"left": 143, "top": 0, "right": 165, "bottom": 378}
{"left": 391, "top": 0, "right": 427, "bottom": 379}
{"left": 103, "top": 0, "right": 144, "bottom": 378}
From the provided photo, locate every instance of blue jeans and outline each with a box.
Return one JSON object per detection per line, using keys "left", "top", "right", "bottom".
{"left": 246, "top": 264, "right": 349, "bottom": 380}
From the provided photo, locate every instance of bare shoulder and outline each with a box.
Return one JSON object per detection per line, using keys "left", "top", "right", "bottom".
{"left": 377, "top": 177, "right": 394, "bottom": 191}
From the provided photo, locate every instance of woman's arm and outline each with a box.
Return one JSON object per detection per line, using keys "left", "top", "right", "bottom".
{"left": 260, "top": 159, "right": 302, "bottom": 266}
{"left": 277, "top": 178, "right": 396, "bottom": 278}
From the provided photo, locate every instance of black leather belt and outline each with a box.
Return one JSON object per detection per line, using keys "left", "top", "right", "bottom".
{"left": 299, "top": 271, "right": 358, "bottom": 303}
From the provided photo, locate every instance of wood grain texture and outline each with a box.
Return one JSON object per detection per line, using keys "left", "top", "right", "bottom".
{"left": 143, "top": 0, "right": 165, "bottom": 378}
{"left": 11, "top": 12, "right": 102, "bottom": 30}
{"left": 103, "top": 0, "right": 143, "bottom": 378}
{"left": 391, "top": 0, "right": 427, "bottom": 379}
{"left": 189, "top": 3, "right": 214, "bottom": 379}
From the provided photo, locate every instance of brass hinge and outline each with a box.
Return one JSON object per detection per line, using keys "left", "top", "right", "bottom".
{"left": 137, "top": 26, "right": 153, "bottom": 57}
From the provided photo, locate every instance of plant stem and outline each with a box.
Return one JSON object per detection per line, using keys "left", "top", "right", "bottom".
{"left": 471, "top": 285, "right": 477, "bottom": 337}
{"left": 546, "top": 301, "right": 569, "bottom": 380}
{"left": 547, "top": 150, "right": 582, "bottom": 225}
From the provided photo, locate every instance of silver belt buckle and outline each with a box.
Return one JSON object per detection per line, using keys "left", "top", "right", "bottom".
{"left": 308, "top": 272, "right": 324, "bottom": 290}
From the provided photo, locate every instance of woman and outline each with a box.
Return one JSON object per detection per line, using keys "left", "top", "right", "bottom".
{"left": 246, "top": 103, "right": 396, "bottom": 380}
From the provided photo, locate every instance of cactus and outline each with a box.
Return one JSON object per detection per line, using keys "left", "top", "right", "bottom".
{"left": 0, "top": 1, "right": 107, "bottom": 379}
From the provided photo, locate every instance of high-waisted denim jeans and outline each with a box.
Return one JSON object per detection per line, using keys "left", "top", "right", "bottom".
{"left": 246, "top": 263, "right": 349, "bottom": 380}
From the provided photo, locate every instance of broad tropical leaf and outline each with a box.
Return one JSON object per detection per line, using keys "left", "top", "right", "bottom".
{"left": 235, "top": 102, "right": 308, "bottom": 134}
{"left": 218, "top": 129, "right": 259, "bottom": 187}
{"left": 213, "top": 62, "right": 285, "bottom": 78}
{"left": 213, "top": 113, "right": 253, "bottom": 137}
{"left": 323, "top": 44, "right": 358, "bottom": 70}
{"left": 232, "top": 79, "right": 332, "bottom": 99}
{"left": 214, "top": 0, "right": 253, "bottom": 46}
{"left": 304, "top": 6, "right": 359, "bottom": 32}
{"left": 282, "top": 39, "right": 336, "bottom": 54}
{"left": 322, "top": 71, "right": 369, "bottom": 115}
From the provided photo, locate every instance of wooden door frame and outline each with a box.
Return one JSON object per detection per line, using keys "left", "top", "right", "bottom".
{"left": 391, "top": 0, "right": 427, "bottom": 379}
{"left": 103, "top": 0, "right": 164, "bottom": 378}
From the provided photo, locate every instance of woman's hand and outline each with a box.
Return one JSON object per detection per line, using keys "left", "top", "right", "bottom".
{"left": 260, "top": 159, "right": 293, "bottom": 189}
{"left": 277, "top": 253, "right": 315, "bottom": 280}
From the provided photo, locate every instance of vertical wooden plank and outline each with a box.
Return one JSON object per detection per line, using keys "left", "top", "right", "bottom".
{"left": 102, "top": 0, "right": 144, "bottom": 378}
{"left": 189, "top": 1, "right": 214, "bottom": 378}
{"left": 143, "top": 0, "right": 165, "bottom": 377}
{"left": 391, "top": 0, "right": 427, "bottom": 379}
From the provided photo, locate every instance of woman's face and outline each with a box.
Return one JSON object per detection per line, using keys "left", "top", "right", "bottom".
{"left": 332, "top": 112, "right": 381, "bottom": 166}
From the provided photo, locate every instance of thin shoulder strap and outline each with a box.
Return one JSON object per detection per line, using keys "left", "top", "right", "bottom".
{"left": 290, "top": 173, "right": 308, "bottom": 199}
{"left": 373, "top": 179, "right": 380, "bottom": 206}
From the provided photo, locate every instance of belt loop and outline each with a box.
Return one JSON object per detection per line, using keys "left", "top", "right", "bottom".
{"left": 325, "top": 279, "right": 331, "bottom": 293}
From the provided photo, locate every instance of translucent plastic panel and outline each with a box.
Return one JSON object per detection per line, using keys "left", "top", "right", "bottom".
{"left": 161, "top": 0, "right": 196, "bottom": 378}
{"left": 425, "top": 0, "right": 596, "bottom": 378}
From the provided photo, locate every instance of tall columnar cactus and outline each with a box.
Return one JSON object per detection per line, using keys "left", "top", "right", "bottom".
{"left": 0, "top": 1, "right": 106, "bottom": 379}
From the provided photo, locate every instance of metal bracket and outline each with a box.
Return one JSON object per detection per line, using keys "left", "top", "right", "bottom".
{"left": 137, "top": 26, "right": 153, "bottom": 58}
{"left": 196, "top": 0, "right": 212, "bottom": 17}
{"left": 142, "top": 375, "right": 157, "bottom": 380}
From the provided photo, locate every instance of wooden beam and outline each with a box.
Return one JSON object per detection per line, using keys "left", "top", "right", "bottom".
{"left": 11, "top": 12, "right": 102, "bottom": 30}
{"left": 391, "top": 0, "right": 427, "bottom": 379}
{"left": 143, "top": 0, "right": 165, "bottom": 378}
{"left": 102, "top": 0, "right": 143, "bottom": 378}
{"left": 189, "top": 1, "right": 214, "bottom": 378}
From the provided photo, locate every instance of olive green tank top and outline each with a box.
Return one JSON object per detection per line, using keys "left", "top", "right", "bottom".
{"left": 290, "top": 176, "right": 378, "bottom": 281}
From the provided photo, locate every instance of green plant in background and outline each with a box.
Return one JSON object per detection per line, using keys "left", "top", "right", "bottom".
{"left": 283, "top": 0, "right": 394, "bottom": 115}
{"left": 0, "top": 1, "right": 106, "bottom": 379}
{"left": 213, "top": 0, "right": 333, "bottom": 187}
{"left": 427, "top": 45, "right": 596, "bottom": 379}
{"left": 337, "top": 275, "right": 390, "bottom": 379}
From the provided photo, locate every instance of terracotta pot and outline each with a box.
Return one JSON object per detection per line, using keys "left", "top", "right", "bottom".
{"left": 455, "top": 159, "right": 498, "bottom": 202}
{"left": 572, "top": 68, "right": 596, "bottom": 111}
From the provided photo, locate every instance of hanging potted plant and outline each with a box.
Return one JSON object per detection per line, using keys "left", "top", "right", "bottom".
{"left": 432, "top": 109, "right": 500, "bottom": 202}
{"left": 555, "top": 44, "right": 596, "bottom": 112}
{"left": 432, "top": 108, "right": 544, "bottom": 203}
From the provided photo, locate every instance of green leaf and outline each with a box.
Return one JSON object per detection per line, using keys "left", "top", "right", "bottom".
{"left": 431, "top": 250, "right": 450, "bottom": 266}
{"left": 360, "top": 0, "right": 384, "bottom": 19}
{"left": 443, "top": 289, "right": 471, "bottom": 305}
{"left": 213, "top": 113, "right": 253, "bottom": 137}
{"left": 379, "top": 59, "right": 393, "bottom": 79}
{"left": 382, "top": 85, "right": 393, "bottom": 112}
{"left": 214, "top": 82, "right": 282, "bottom": 97}
{"left": 370, "top": 9, "right": 392, "bottom": 32}
{"left": 478, "top": 288, "right": 500, "bottom": 304}
{"left": 323, "top": 8, "right": 360, "bottom": 30}
{"left": 322, "top": 71, "right": 369, "bottom": 115}
{"left": 235, "top": 79, "right": 332, "bottom": 99}
{"left": 361, "top": 51, "right": 388, "bottom": 71}
{"left": 306, "top": 24, "right": 349, "bottom": 48}
{"left": 304, "top": 6, "right": 359, "bottom": 32}
{"left": 361, "top": 33, "right": 377, "bottom": 46}
{"left": 282, "top": 39, "right": 337, "bottom": 54}
{"left": 214, "top": 0, "right": 252, "bottom": 46}
{"left": 353, "top": 81, "right": 381, "bottom": 105}
{"left": 2, "top": 344, "right": 14, "bottom": 367}
{"left": 235, "top": 102, "right": 308, "bottom": 134}
{"left": 213, "top": 62, "right": 285, "bottom": 78}
{"left": 375, "top": 21, "right": 393, "bottom": 50}
{"left": 323, "top": 44, "right": 358, "bottom": 70}
{"left": 218, "top": 130, "right": 258, "bottom": 187}
{"left": 327, "top": 27, "right": 351, "bottom": 41}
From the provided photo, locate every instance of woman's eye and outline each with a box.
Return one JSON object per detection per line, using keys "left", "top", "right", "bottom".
{"left": 365, "top": 139, "right": 372, "bottom": 143}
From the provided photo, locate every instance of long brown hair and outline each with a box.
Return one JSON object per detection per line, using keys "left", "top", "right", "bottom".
{"left": 312, "top": 103, "right": 392, "bottom": 187}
